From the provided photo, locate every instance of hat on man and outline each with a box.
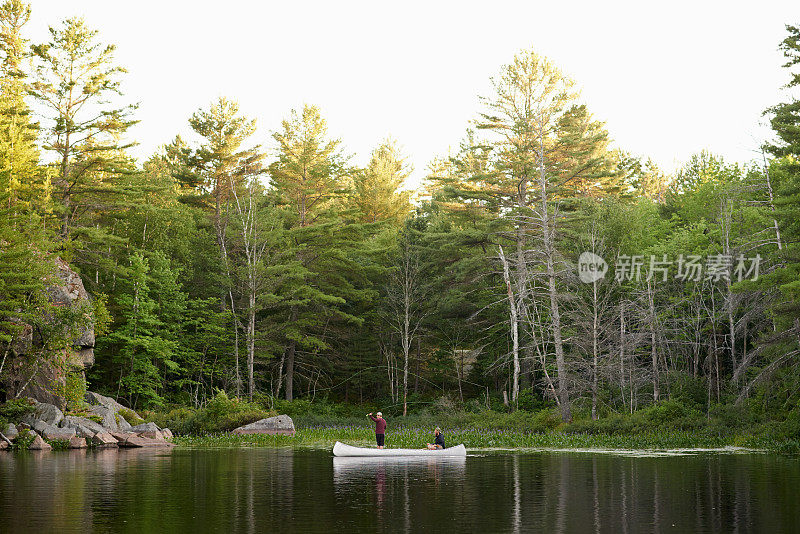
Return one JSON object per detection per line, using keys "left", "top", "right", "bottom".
{"left": 376, "top": 412, "right": 382, "bottom": 417}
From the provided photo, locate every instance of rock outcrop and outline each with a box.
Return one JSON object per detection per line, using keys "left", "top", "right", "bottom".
{"left": 3, "top": 391, "right": 175, "bottom": 452}
{"left": 0, "top": 258, "right": 95, "bottom": 409}
{"left": 130, "top": 422, "right": 160, "bottom": 434}
{"left": 84, "top": 391, "right": 137, "bottom": 416}
{"left": 119, "top": 435, "right": 175, "bottom": 448}
{"left": 232, "top": 415, "right": 295, "bottom": 435}
{"left": 26, "top": 402, "right": 64, "bottom": 427}
{"left": 89, "top": 405, "right": 118, "bottom": 431}
{"left": 20, "top": 417, "right": 75, "bottom": 441}
{"left": 117, "top": 414, "right": 132, "bottom": 431}
{"left": 60, "top": 415, "right": 107, "bottom": 438}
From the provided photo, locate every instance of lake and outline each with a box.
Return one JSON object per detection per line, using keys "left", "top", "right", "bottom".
{"left": 1, "top": 448, "right": 798, "bottom": 533}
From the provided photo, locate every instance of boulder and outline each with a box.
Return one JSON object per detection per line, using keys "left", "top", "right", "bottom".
{"left": 24, "top": 401, "right": 64, "bottom": 427}
{"left": 92, "top": 432, "right": 118, "bottom": 448}
{"left": 21, "top": 418, "right": 75, "bottom": 440}
{"left": 138, "top": 429, "right": 164, "bottom": 440}
{"left": 130, "top": 422, "right": 160, "bottom": 434}
{"left": 117, "top": 413, "right": 132, "bottom": 431}
{"left": 0, "top": 440, "right": 8, "bottom": 451}
{"left": 110, "top": 431, "right": 136, "bottom": 443}
{"left": 60, "top": 416, "right": 106, "bottom": 438}
{"left": 120, "top": 435, "right": 176, "bottom": 448}
{"left": 232, "top": 415, "right": 295, "bottom": 436}
{"left": 68, "top": 436, "right": 87, "bottom": 449}
{"left": 29, "top": 434, "right": 52, "bottom": 451}
{"left": 162, "top": 428, "right": 173, "bottom": 440}
{"left": 3, "top": 423, "right": 17, "bottom": 440}
{"left": 89, "top": 405, "right": 118, "bottom": 431}
{"left": 41, "top": 425, "right": 75, "bottom": 441}
{"left": 84, "top": 391, "right": 136, "bottom": 417}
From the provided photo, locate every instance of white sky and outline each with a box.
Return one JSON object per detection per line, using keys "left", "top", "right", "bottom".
{"left": 30, "top": 0, "right": 800, "bottom": 188}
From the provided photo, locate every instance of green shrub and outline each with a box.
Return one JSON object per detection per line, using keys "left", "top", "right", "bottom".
{"left": 781, "top": 410, "right": 800, "bottom": 440}
{"left": 63, "top": 371, "right": 87, "bottom": 412}
{"left": 0, "top": 398, "right": 35, "bottom": 422}
{"left": 144, "top": 391, "right": 275, "bottom": 435}
{"left": 667, "top": 373, "right": 708, "bottom": 409}
{"left": 47, "top": 439, "right": 70, "bottom": 451}
{"left": 142, "top": 407, "right": 196, "bottom": 434}
{"left": 188, "top": 390, "right": 274, "bottom": 434}
{"left": 118, "top": 408, "right": 144, "bottom": 426}
{"left": 517, "top": 389, "right": 551, "bottom": 412}
{"left": 13, "top": 428, "right": 35, "bottom": 450}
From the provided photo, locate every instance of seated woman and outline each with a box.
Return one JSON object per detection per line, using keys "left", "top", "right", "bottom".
{"left": 426, "top": 427, "right": 445, "bottom": 450}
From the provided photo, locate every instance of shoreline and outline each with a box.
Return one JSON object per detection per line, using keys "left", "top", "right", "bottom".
{"left": 169, "top": 428, "right": 797, "bottom": 454}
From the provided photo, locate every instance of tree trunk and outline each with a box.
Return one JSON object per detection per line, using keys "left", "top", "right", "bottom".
{"left": 499, "top": 246, "right": 520, "bottom": 407}
{"left": 619, "top": 302, "right": 626, "bottom": 412}
{"left": 285, "top": 341, "right": 295, "bottom": 401}
{"left": 247, "top": 292, "right": 256, "bottom": 400}
{"left": 414, "top": 337, "right": 420, "bottom": 394}
{"left": 648, "top": 280, "right": 660, "bottom": 402}
{"left": 591, "top": 280, "right": 599, "bottom": 421}
{"left": 537, "top": 141, "right": 570, "bottom": 422}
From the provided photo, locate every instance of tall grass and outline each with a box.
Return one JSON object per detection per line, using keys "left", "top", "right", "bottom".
{"left": 174, "top": 425, "right": 776, "bottom": 451}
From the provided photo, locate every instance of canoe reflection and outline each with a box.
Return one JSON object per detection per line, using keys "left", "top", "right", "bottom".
{"left": 333, "top": 455, "right": 466, "bottom": 478}
{"left": 333, "top": 456, "right": 467, "bottom": 524}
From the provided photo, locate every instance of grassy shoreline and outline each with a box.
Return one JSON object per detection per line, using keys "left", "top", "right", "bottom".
{"left": 171, "top": 426, "right": 794, "bottom": 453}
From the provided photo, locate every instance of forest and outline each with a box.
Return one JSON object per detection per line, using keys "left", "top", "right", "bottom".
{"left": 1, "top": 0, "right": 799, "bottom": 434}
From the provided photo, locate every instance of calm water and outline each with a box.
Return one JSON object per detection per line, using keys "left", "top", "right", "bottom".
{"left": 1, "top": 448, "right": 798, "bottom": 533}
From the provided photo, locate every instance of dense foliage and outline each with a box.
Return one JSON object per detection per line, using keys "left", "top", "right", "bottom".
{"left": 0, "top": 2, "right": 798, "bottom": 438}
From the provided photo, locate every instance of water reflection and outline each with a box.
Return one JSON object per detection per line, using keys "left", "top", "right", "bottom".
{"left": 0, "top": 449, "right": 798, "bottom": 533}
{"left": 333, "top": 456, "right": 467, "bottom": 533}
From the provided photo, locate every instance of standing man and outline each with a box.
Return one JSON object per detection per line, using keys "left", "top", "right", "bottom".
{"left": 367, "top": 411, "right": 386, "bottom": 449}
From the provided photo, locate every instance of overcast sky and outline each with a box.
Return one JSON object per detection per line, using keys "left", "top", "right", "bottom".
{"left": 30, "top": 1, "right": 800, "bottom": 187}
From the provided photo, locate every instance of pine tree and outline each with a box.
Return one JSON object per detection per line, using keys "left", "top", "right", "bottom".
{"left": 434, "top": 49, "right": 617, "bottom": 418}
{"left": 268, "top": 105, "right": 368, "bottom": 400}
{"left": 30, "top": 17, "right": 137, "bottom": 242}
{"left": 0, "top": 0, "right": 40, "bottom": 210}
{"left": 0, "top": 0, "right": 52, "bottom": 383}
{"left": 738, "top": 24, "right": 800, "bottom": 405}
{"left": 350, "top": 139, "right": 412, "bottom": 225}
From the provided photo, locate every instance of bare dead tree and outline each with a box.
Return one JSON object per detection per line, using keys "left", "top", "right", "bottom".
{"left": 384, "top": 236, "right": 428, "bottom": 416}
{"left": 228, "top": 171, "right": 280, "bottom": 400}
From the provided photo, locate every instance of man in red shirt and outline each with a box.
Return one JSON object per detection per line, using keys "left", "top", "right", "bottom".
{"left": 367, "top": 411, "right": 386, "bottom": 448}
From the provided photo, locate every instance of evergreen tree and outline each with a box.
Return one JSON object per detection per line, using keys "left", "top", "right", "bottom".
{"left": 0, "top": 0, "right": 52, "bottom": 385}
{"left": 268, "top": 105, "right": 368, "bottom": 400}
{"left": 350, "top": 139, "right": 412, "bottom": 225}
{"left": 0, "top": 0, "right": 40, "bottom": 209}
{"left": 95, "top": 253, "right": 176, "bottom": 408}
{"left": 30, "top": 17, "right": 137, "bottom": 243}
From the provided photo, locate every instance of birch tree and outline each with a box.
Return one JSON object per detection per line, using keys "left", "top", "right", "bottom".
{"left": 187, "top": 97, "right": 264, "bottom": 396}
{"left": 384, "top": 230, "right": 427, "bottom": 416}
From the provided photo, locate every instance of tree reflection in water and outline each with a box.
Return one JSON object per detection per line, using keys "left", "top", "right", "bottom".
{"left": 1, "top": 450, "right": 798, "bottom": 533}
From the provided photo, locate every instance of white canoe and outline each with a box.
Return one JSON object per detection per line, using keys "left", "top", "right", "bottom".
{"left": 333, "top": 441, "right": 467, "bottom": 457}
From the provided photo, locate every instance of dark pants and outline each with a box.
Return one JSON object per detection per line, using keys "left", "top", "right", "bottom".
{"left": 376, "top": 434, "right": 385, "bottom": 447}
